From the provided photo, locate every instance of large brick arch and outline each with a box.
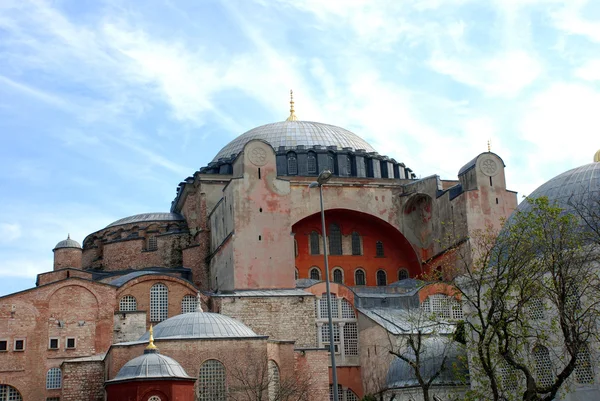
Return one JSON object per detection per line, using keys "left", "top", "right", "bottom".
{"left": 293, "top": 209, "right": 421, "bottom": 286}
{"left": 48, "top": 284, "right": 100, "bottom": 321}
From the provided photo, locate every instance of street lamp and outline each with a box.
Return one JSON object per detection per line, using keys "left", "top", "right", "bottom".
{"left": 308, "top": 169, "right": 339, "bottom": 401}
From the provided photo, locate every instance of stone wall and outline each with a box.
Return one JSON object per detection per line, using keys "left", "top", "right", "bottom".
{"left": 113, "top": 311, "right": 147, "bottom": 343}
{"left": 62, "top": 359, "right": 105, "bottom": 401}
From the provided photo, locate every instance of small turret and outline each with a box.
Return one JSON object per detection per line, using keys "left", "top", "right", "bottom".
{"left": 52, "top": 234, "right": 82, "bottom": 270}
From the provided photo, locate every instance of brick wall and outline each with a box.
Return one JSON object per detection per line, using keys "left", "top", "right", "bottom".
{"left": 62, "top": 360, "right": 105, "bottom": 401}
{"left": 218, "top": 295, "right": 317, "bottom": 347}
{"left": 54, "top": 248, "right": 82, "bottom": 270}
{"left": 37, "top": 268, "right": 94, "bottom": 286}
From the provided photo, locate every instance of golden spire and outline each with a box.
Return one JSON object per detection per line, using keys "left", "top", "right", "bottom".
{"left": 146, "top": 324, "right": 157, "bottom": 350}
{"left": 594, "top": 148, "right": 600, "bottom": 163}
{"left": 286, "top": 89, "right": 298, "bottom": 122}
{"left": 487, "top": 139, "right": 491, "bottom": 152}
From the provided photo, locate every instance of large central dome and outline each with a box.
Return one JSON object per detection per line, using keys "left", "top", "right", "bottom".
{"left": 212, "top": 120, "right": 377, "bottom": 162}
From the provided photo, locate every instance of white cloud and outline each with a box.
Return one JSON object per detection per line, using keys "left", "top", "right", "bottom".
{"left": 575, "top": 59, "right": 600, "bottom": 81}
{"left": 0, "top": 223, "right": 22, "bottom": 243}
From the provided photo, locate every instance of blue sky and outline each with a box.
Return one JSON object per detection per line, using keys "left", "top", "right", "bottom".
{"left": 1, "top": 0, "right": 600, "bottom": 295}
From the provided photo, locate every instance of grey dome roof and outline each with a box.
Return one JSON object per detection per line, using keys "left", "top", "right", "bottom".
{"left": 516, "top": 162, "right": 600, "bottom": 214}
{"left": 213, "top": 120, "right": 377, "bottom": 162}
{"left": 387, "top": 337, "right": 469, "bottom": 388}
{"left": 106, "top": 212, "right": 185, "bottom": 228}
{"left": 138, "top": 311, "right": 259, "bottom": 340}
{"left": 53, "top": 235, "right": 81, "bottom": 251}
{"left": 108, "top": 350, "right": 192, "bottom": 383}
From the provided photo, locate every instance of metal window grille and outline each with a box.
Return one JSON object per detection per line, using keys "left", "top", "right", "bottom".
{"left": 398, "top": 269, "right": 409, "bottom": 280}
{"left": 533, "top": 346, "right": 554, "bottom": 388}
{"left": 333, "top": 269, "right": 343, "bottom": 284}
{"left": 529, "top": 298, "right": 545, "bottom": 320}
{"left": 565, "top": 285, "right": 580, "bottom": 312}
{"left": 0, "top": 385, "right": 22, "bottom": 401}
{"left": 375, "top": 241, "right": 384, "bottom": 257}
{"left": 422, "top": 294, "right": 463, "bottom": 320}
{"left": 343, "top": 323, "right": 358, "bottom": 356}
{"left": 351, "top": 232, "right": 361, "bottom": 255}
{"left": 310, "top": 231, "right": 320, "bottom": 255}
{"left": 150, "top": 283, "right": 168, "bottom": 322}
{"left": 341, "top": 299, "right": 355, "bottom": 319}
{"left": 575, "top": 345, "right": 595, "bottom": 384}
{"left": 499, "top": 359, "right": 520, "bottom": 391}
{"left": 346, "top": 389, "right": 359, "bottom": 401}
{"left": 147, "top": 236, "right": 157, "bottom": 251}
{"left": 355, "top": 269, "right": 365, "bottom": 286}
{"left": 148, "top": 397, "right": 162, "bottom": 401}
{"left": 321, "top": 324, "right": 340, "bottom": 345}
{"left": 198, "top": 359, "right": 226, "bottom": 401}
{"left": 268, "top": 360, "right": 280, "bottom": 401}
{"left": 329, "top": 224, "right": 342, "bottom": 255}
{"left": 181, "top": 295, "right": 196, "bottom": 314}
{"left": 287, "top": 153, "right": 298, "bottom": 175}
{"left": 307, "top": 153, "right": 317, "bottom": 174}
{"left": 119, "top": 295, "right": 137, "bottom": 312}
{"left": 46, "top": 368, "right": 62, "bottom": 389}
{"left": 320, "top": 294, "right": 338, "bottom": 318}
{"left": 329, "top": 385, "right": 343, "bottom": 401}
{"left": 310, "top": 267, "right": 321, "bottom": 281}
{"left": 376, "top": 270, "right": 387, "bottom": 286}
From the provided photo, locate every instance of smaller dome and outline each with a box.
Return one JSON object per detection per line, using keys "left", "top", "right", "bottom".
{"left": 138, "top": 311, "right": 259, "bottom": 340}
{"left": 108, "top": 349, "right": 192, "bottom": 382}
{"left": 53, "top": 235, "right": 81, "bottom": 251}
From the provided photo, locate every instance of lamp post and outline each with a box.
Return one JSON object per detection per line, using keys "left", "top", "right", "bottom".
{"left": 308, "top": 170, "right": 339, "bottom": 401}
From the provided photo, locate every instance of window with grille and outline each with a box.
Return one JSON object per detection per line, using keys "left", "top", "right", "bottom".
{"left": 328, "top": 154, "right": 335, "bottom": 173}
{"left": 351, "top": 232, "right": 361, "bottom": 255}
{"left": 0, "top": 385, "right": 22, "bottom": 401}
{"left": 147, "top": 236, "right": 157, "bottom": 251}
{"left": 287, "top": 152, "right": 298, "bottom": 175}
{"left": 307, "top": 152, "right": 317, "bottom": 174}
{"left": 575, "top": 344, "right": 595, "bottom": 384}
{"left": 310, "top": 267, "right": 321, "bottom": 280}
{"left": 341, "top": 299, "right": 355, "bottom": 319}
{"left": 329, "top": 224, "right": 342, "bottom": 255}
{"left": 376, "top": 270, "right": 387, "bottom": 286}
{"left": 310, "top": 231, "right": 320, "bottom": 255}
{"left": 119, "top": 295, "right": 137, "bottom": 312}
{"left": 344, "top": 323, "right": 358, "bottom": 356}
{"left": 375, "top": 241, "right": 384, "bottom": 257}
{"left": 421, "top": 294, "right": 463, "bottom": 320}
{"left": 346, "top": 389, "right": 359, "bottom": 401}
{"left": 329, "top": 385, "right": 343, "bottom": 401}
{"left": 198, "top": 359, "right": 226, "bottom": 401}
{"left": 529, "top": 298, "right": 545, "bottom": 320}
{"left": 333, "top": 268, "right": 343, "bottom": 284}
{"left": 345, "top": 155, "right": 352, "bottom": 175}
{"left": 268, "top": 360, "right": 280, "bottom": 400}
{"left": 319, "top": 294, "right": 339, "bottom": 319}
{"left": 181, "top": 295, "right": 196, "bottom": 313}
{"left": 533, "top": 346, "right": 554, "bottom": 388}
{"left": 398, "top": 269, "right": 409, "bottom": 281}
{"left": 46, "top": 368, "right": 62, "bottom": 389}
{"left": 321, "top": 324, "right": 340, "bottom": 350}
{"left": 150, "top": 283, "right": 168, "bottom": 322}
{"left": 499, "top": 359, "right": 520, "bottom": 392}
{"left": 148, "top": 397, "right": 162, "bottom": 401}
{"left": 355, "top": 269, "right": 365, "bottom": 286}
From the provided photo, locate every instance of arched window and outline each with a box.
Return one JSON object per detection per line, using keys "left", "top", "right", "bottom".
{"left": 345, "top": 155, "right": 352, "bottom": 176}
{"left": 375, "top": 241, "right": 384, "bottom": 257}
{"left": 528, "top": 298, "right": 545, "bottom": 320}
{"left": 376, "top": 270, "right": 387, "bottom": 286}
{"left": 119, "top": 295, "right": 137, "bottom": 312}
{"left": 327, "top": 153, "right": 336, "bottom": 173}
{"left": 181, "top": 295, "right": 196, "bottom": 313}
{"left": 310, "top": 267, "right": 321, "bottom": 280}
{"left": 351, "top": 232, "right": 361, "bottom": 255}
{"left": 329, "top": 224, "right": 342, "bottom": 255}
{"left": 198, "top": 359, "right": 226, "bottom": 401}
{"left": 310, "top": 231, "right": 320, "bottom": 255}
{"left": 575, "top": 344, "right": 594, "bottom": 384}
{"left": 533, "top": 346, "right": 553, "bottom": 387}
{"left": 332, "top": 268, "right": 343, "bottom": 284}
{"left": 499, "top": 359, "right": 520, "bottom": 391}
{"left": 421, "top": 293, "right": 463, "bottom": 320}
{"left": 287, "top": 152, "right": 298, "bottom": 175}
{"left": 0, "top": 385, "right": 22, "bottom": 401}
{"left": 268, "top": 360, "right": 280, "bottom": 400}
{"left": 355, "top": 269, "right": 366, "bottom": 286}
{"left": 398, "top": 269, "right": 409, "bottom": 281}
{"left": 150, "top": 283, "right": 168, "bottom": 322}
{"left": 46, "top": 368, "right": 62, "bottom": 389}
{"left": 307, "top": 152, "right": 317, "bottom": 174}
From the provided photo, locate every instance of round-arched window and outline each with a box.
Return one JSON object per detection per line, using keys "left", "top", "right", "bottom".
{"left": 310, "top": 267, "right": 321, "bottom": 280}
{"left": 332, "top": 268, "right": 343, "bottom": 284}
{"left": 198, "top": 359, "right": 226, "bottom": 401}
{"left": 398, "top": 269, "right": 409, "bottom": 281}
{"left": 354, "top": 269, "right": 366, "bottom": 286}
{"left": 376, "top": 270, "right": 387, "bottom": 286}
{"left": 0, "top": 385, "right": 23, "bottom": 401}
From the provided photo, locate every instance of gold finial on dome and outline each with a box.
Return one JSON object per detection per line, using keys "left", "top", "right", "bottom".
{"left": 594, "top": 148, "right": 600, "bottom": 163}
{"left": 286, "top": 90, "right": 298, "bottom": 122}
{"left": 146, "top": 324, "right": 157, "bottom": 350}
{"left": 487, "top": 139, "right": 491, "bottom": 152}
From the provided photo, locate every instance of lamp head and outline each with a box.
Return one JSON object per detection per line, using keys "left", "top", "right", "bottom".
{"left": 317, "top": 170, "right": 333, "bottom": 185}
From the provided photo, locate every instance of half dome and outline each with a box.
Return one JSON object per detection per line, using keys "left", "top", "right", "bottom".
{"left": 212, "top": 120, "right": 377, "bottom": 162}
{"left": 138, "top": 311, "right": 259, "bottom": 340}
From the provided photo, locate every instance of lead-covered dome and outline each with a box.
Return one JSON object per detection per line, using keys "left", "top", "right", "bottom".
{"left": 108, "top": 349, "right": 192, "bottom": 382}
{"left": 53, "top": 235, "right": 81, "bottom": 251}
{"left": 106, "top": 212, "right": 185, "bottom": 228}
{"left": 212, "top": 120, "right": 377, "bottom": 162}
{"left": 138, "top": 311, "right": 259, "bottom": 340}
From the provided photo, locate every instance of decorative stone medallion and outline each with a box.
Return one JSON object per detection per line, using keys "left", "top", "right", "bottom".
{"left": 248, "top": 145, "right": 268, "bottom": 166}
{"left": 479, "top": 156, "right": 498, "bottom": 177}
